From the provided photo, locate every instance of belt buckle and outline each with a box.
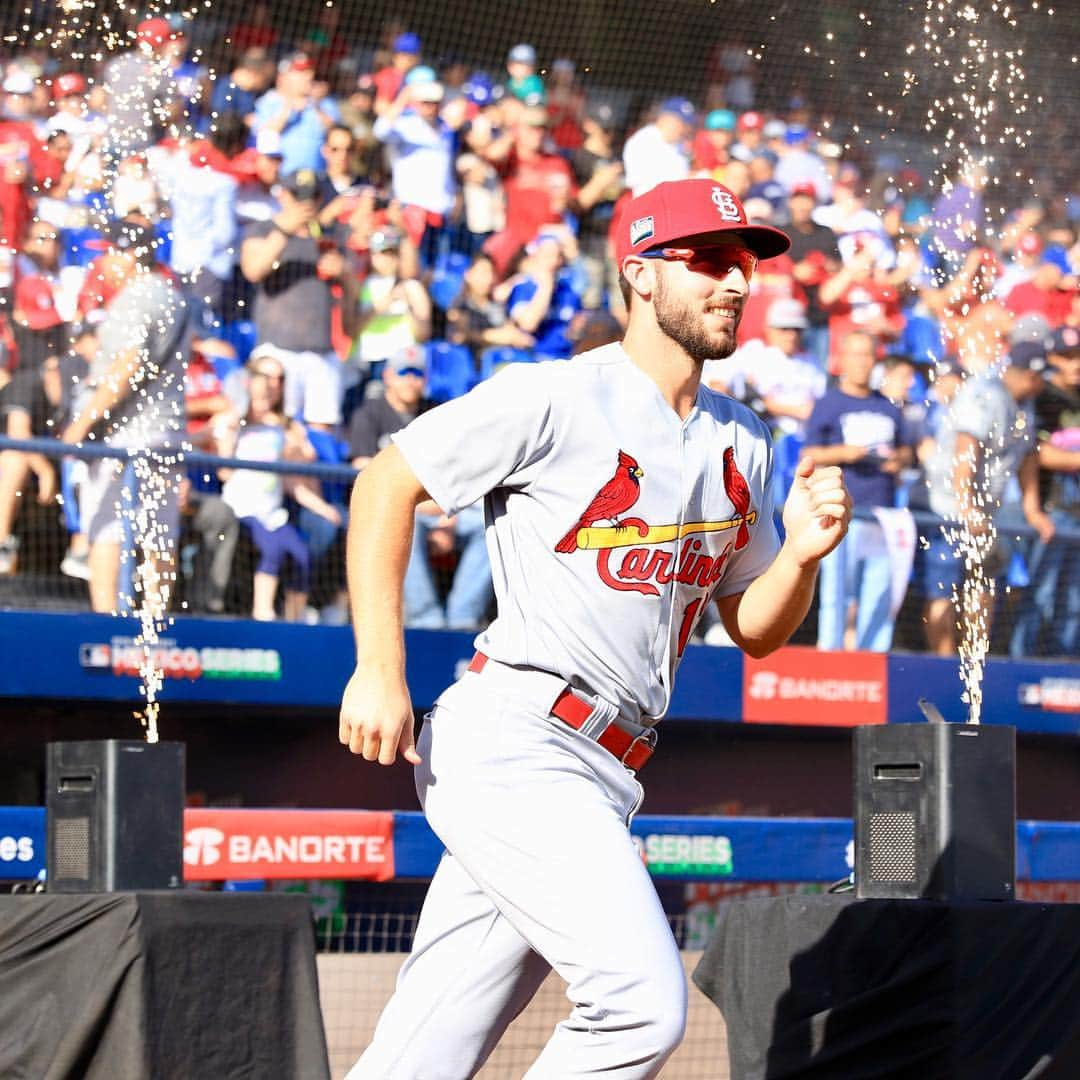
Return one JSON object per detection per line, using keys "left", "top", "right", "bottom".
{"left": 620, "top": 726, "right": 657, "bottom": 765}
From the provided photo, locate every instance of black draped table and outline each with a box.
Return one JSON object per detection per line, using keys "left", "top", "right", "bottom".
{"left": 0, "top": 892, "right": 330, "bottom": 1079}
{"left": 692, "top": 894, "right": 1080, "bottom": 1080}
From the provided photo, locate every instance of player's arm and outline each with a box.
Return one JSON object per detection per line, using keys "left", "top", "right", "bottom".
{"left": 717, "top": 458, "right": 850, "bottom": 657}
{"left": 339, "top": 444, "right": 430, "bottom": 765}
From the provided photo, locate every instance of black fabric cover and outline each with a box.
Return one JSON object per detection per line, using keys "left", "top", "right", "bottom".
{"left": 0, "top": 892, "right": 330, "bottom": 1079}
{"left": 692, "top": 895, "right": 1080, "bottom": 1080}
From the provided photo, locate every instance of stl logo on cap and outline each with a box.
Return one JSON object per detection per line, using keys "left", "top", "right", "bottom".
{"left": 629, "top": 215, "right": 655, "bottom": 247}
{"left": 711, "top": 186, "right": 743, "bottom": 223}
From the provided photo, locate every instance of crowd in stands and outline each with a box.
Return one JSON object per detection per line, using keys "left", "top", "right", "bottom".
{"left": 0, "top": 11, "right": 1077, "bottom": 657}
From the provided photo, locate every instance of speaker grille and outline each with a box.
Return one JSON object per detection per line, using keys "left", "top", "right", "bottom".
{"left": 869, "top": 811, "right": 917, "bottom": 882}
{"left": 53, "top": 816, "right": 91, "bottom": 880}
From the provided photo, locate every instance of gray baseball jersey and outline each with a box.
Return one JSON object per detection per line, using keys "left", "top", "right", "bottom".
{"left": 392, "top": 342, "right": 780, "bottom": 721}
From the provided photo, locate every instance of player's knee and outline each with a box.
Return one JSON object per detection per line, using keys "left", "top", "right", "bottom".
{"left": 597, "top": 958, "right": 688, "bottom": 1060}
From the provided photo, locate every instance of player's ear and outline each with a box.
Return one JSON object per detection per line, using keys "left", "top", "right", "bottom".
{"left": 621, "top": 256, "right": 656, "bottom": 303}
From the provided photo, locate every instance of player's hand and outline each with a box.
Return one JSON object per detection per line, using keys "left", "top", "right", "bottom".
{"left": 781, "top": 457, "right": 851, "bottom": 566}
{"left": 338, "top": 664, "right": 422, "bottom": 766}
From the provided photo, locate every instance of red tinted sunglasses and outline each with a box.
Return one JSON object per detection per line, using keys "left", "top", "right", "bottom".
{"left": 639, "top": 245, "right": 758, "bottom": 281}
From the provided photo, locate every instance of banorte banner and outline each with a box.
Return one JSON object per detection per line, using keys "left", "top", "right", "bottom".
{"left": 183, "top": 808, "right": 395, "bottom": 881}
{"left": 743, "top": 646, "right": 888, "bottom": 726}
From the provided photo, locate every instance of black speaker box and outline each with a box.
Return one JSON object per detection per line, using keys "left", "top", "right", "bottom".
{"left": 853, "top": 722, "right": 1015, "bottom": 901}
{"left": 46, "top": 739, "right": 185, "bottom": 893}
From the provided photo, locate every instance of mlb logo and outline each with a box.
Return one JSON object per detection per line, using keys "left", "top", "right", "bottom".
{"left": 629, "top": 215, "right": 655, "bottom": 246}
{"left": 710, "top": 187, "right": 743, "bottom": 222}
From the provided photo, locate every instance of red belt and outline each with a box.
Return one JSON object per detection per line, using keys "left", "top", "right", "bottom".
{"left": 466, "top": 653, "right": 656, "bottom": 771}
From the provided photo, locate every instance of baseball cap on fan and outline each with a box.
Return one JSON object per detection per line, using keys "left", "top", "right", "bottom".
{"left": 658, "top": 97, "right": 695, "bottom": 123}
{"left": 1050, "top": 325, "right": 1080, "bottom": 355}
{"left": 136, "top": 17, "right": 173, "bottom": 51}
{"left": 613, "top": 178, "right": 791, "bottom": 267}
{"left": 766, "top": 298, "right": 808, "bottom": 330}
{"left": 54, "top": 72, "right": 87, "bottom": 98}
{"left": 1008, "top": 340, "right": 1048, "bottom": 373}
{"left": 389, "top": 343, "right": 426, "bottom": 377}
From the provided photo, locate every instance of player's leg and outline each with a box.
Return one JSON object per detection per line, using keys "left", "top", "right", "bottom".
{"left": 346, "top": 846, "right": 551, "bottom": 1079}
{"left": 421, "top": 677, "right": 687, "bottom": 1078}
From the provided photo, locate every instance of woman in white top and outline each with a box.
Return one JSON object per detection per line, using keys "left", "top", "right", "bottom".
{"left": 216, "top": 353, "right": 341, "bottom": 621}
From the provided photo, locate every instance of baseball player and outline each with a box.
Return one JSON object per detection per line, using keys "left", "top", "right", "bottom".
{"left": 339, "top": 178, "right": 852, "bottom": 1078}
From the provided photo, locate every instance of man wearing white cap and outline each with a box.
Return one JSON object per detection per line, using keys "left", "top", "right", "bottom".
{"left": 622, "top": 97, "right": 695, "bottom": 196}
{"left": 373, "top": 80, "right": 457, "bottom": 264}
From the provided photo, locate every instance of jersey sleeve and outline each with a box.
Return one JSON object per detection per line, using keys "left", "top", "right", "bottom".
{"left": 391, "top": 362, "right": 557, "bottom": 515}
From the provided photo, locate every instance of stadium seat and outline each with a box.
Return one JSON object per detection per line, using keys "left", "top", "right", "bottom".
{"left": 426, "top": 340, "right": 476, "bottom": 402}
{"left": 772, "top": 431, "right": 805, "bottom": 507}
{"left": 218, "top": 320, "right": 258, "bottom": 364}
{"left": 60, "top": 226, "right": 104, "bottom": 268}
{"left": 428, "top": 251, "right": 470, "bottom": 310}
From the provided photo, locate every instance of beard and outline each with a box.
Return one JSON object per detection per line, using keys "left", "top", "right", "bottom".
{"left": 653, "top": 270, "right": 742, "bottom": 364}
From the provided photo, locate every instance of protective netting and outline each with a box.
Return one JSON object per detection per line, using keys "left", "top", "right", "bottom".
{"left": 0, "top": 3, "right": 1077, "bottom": 644}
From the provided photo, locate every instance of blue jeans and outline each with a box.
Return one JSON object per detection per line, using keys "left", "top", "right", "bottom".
{"left": 405, "top": 505, "right": 493, "bottom": 630}
{"left": 817, "top": 517, "right": 897, "bottom": 652}
{"left": 1009, "top": 510, "right": 1080, "bottom": 659}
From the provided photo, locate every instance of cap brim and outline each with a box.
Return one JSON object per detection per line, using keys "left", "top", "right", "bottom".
{"left": 674, "top": 224, "right": 791, "bottom": 260}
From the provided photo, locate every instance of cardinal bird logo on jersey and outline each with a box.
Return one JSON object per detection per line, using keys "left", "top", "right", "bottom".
{"left": 555, "top": 450, "right": 644, "bottom": 553}
{"left": 722, "top": 447, "right": 751, "bottom": 550}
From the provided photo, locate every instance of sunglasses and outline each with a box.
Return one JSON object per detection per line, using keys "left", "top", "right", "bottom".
{"left": 639, "top": 245, "right": 758, "bottom": 281}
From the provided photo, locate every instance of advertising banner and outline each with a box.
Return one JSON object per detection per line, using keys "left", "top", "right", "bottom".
{"left": 183, "top": 808, "right": 395, "bottom": 881}
{"left": 743, "top": 646, "right": 888, "bottom": 726}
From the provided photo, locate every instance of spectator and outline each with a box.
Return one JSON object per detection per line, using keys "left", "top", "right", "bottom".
{"left": 319, "top": 124, "right": 362, "bottom": 198}
{"left": 240, "top": 167, "right": 347, "bottom": 431}
{"left": 995, "top": 230, "right": 1046, "bottom": 299}
{"left": 169, "top": 113, "right": 245, "bottom": 332}
{"left": 372, "top": 81, "right": 457, "bottom": 263}
{"left": 546, "top": 58, "right": 586, "bottom": 151}
{"left": 0, "top": 67, "right": 52, "bottom": 248}
{"left": 486, "top": 104, "right": 577, "bottom": 274}
{"left": 622, "top": 97, "right": 694, "bottom": 196}
{"left": 373, "top": 33, "right": 421, "bottom": 115}
{"left": 1010, "top": 326, "right": 1080, "bottom": 658}
{"left": 347, "top": 226, "right": 431, "bottom": 387}
{"left": 209, "top": 47, "right": 274, "bottom": 127}
{"left": 567, "top": 105, "right": 625, "bottom": 308}
{"left": 774, "top": 125, "right": 830, "bottom": 199}
{"left": 819, "top": 241, "right": 905, "bottom": 372}
{"left": 504, "top": 43, "right": 540, "bottom": 101}
{"left": 454, "top": 149, "right": 506, "bottom": 258}
{"left": 730, "top": 110, "right": 764, "bottom": 163}
{"left": 254, "top": 53, "right": 340, "bottom": 175}
{"left": 732, "top": 298, "right": 826, "bottom": 438}
{"left": 228, "top": 2, "right": 279, "bottom": 55}
{"left": 921, "top": 338, "right": 1052, "bottom": 655}
{"left": 928, "top": 158, "right": 987, "bottom": 275}
{"left": 235, "top": 127, "right": 283, "bottom": 225}
{"left": 101, "top": 17, "right": 182, "bottom": 160}
{"left": 0, "top": 266, "right": 64, "bottom": 576}
{"left": 445, "top": 252, "right": 534, "bottom": 367}
{"left": 60, "top": 220, "right": 190, "bottom": 613}
{"left": 1004, "top": 255, "right": 1073, "bottom": 328}
{"left": 693, "top": 109, "right": 735, "bottom": 174}
{"left": 505, "top": 227, "right": 584, "bottom": 361}
{"left": 803, "top": 330, "right": 915, "bottom": 651}
{"left": 216, "top": 350, "right": 341, "bottom": 621}
{"left": 347, "top": 342, "right": 492, "bottom": 629}
{"left": 784, "top": 181, "right": 842, "bottom": 369}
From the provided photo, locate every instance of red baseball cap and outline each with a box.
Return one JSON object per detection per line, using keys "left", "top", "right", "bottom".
{"left": 136, "top": 18, "right": 172, "bottom": 50}
{"left": 790, "top": 180, "right": 817, "bottom": 200}
{"left": 15, "top": 276, "right": 63, "bottom": 331}
{"left": 1017, "top": 231, "right": 1043, "bottom": 256}
{"left": 614, "top": 178, "right": 791, "bottom": 266}
{"left": 736, "top": 111, "right": 764, "bottom": 132}
{"left": 54, "top": 72, "right": 87, "bottom": 98}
